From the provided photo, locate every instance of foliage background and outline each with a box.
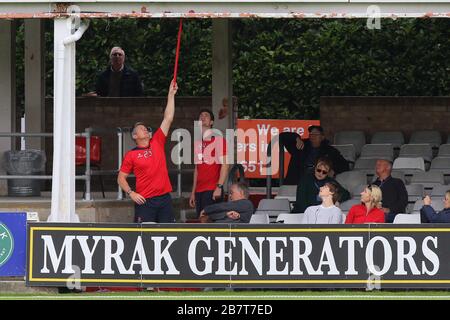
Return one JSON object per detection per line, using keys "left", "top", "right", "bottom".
{"left": 15, "top": 18, "right": 450, "bottom": 119}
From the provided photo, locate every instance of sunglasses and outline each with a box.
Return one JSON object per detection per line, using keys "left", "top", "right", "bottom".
{"left": 315, "top": 168, "right": 328, "bottom": 175}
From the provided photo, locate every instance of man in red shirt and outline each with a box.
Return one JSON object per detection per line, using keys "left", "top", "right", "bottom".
{"left": 117, "top": 80, "right": 178, "bottom": 223}
{"left": 189, "top": 109, "right": 229, "bottom": 218}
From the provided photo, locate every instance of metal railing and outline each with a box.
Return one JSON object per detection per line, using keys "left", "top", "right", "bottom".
{"left": 0, "top": 129, "right": 95, "bottom": 200}
{"left": 0, "top": 128, "right": 187, "bottom": 201}
{"left": 265, "top": 135, "right": 285, "bottom": 199}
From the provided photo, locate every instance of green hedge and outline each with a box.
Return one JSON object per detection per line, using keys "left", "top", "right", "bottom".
{"left": 15, "top": 18, "right": 450, "bottom": 119}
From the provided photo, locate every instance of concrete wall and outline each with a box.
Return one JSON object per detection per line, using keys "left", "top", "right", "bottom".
{"left": 0, "top": 196, "right": 187, "bottom": 223}
{"left": 320, "top": 97, "right": 450, "bottom": 143}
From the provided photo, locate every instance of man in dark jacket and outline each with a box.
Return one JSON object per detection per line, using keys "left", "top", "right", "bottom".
{"left": 95, "top": 47, "right": 143, "bottom": 97}
{"left": 292, "top": 157, "right": 350, "bottom": 213}
{"left": 372, "top": 159, "right": 408, "bottom": 223}
{"left": 200, "top": 182, "right": 254, "bottom": 223}
{"left": 279, "top": 125, "right": 349, "bottom": 185}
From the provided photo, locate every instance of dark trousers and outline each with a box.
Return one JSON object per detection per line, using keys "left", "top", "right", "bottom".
{"left": 385, "top": 212, "right": 397, "bottom": 223}
{"left": 195, "top": 190, "right": 216, "bottom": 218}
{"left": 134, "top": 193, "right": 175, "bottom": 223}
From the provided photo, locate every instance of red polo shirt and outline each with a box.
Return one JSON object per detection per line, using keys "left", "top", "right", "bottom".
{"left": 120, "top": 128, "right": 172, "bottom": 199}
{"left": 194, "top": 136, "right": 227, "bottom": 193}
{"left": 345, "top": 204, "right": 385, "bottom": 224}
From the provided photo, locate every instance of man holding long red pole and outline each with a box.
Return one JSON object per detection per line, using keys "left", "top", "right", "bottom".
{"left": 117, "top": 80, "right": 178, "bottom": 223}
{"left": 117, "top": 20, "right": 183, "bottom": 223}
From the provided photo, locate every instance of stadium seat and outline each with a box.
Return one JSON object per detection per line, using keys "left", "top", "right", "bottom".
{"left": 334, "top": 131, "right": 366, "bottom": 156}
{"left": 393, "top": 214, "right": 421, "bottom": 224}
{"left": 332, "top": 144, "right": 356, "bottom": 169}
{"left": 431, "top": 185, "right": 449, "bottom": 197}
{"left": 353, "top": 158, "right": 377, "bottom": 180}
{"left": 257, "top": 199, "right": 291, "bottom": 212}
{"left": 392, "top": 157, "right": 425, "bottom": 183}
{"left": 438, "top": 144, "right": 450, "bottom": 158}
{"left": 406, "top": 184, "right": 424, "bottom": 213}
{"left": 391, "top": 170, "right": 406, "bottom": 184}
{"left": 399, "top": 144, "right": 433, "bottom": 168}
{"left": 409, "top": 130, "right": 442, "bottom": 149}
{"left": 350, "top": 183, "right": 367, "bottom": 199}
{"left": 250, "top": 213, "right": 270, "bottom": 224}
{"left": 371, "top": 131, "right": 405, "bottom": 149}
{"left": 336, "top": 171, "right": 368, "bottom": 194}
{"left": 359, "top": 143, "right": 394, "bottom": 162}
{"left": 430, "top": 157, "right": 450, "bottom": 184}
{"left": 410, "top": 171, "right": 444, "bottom": 189}
{"left": 75, "top": 136, "right": 105, "bottom": 198}
{"left": 257, "top": 199, "right": 291, "bottom": 222}
{"left": 406, "top": 184, "right": 424, "bottom": 202}
{"left": 338, "top": 199, "right": 361, "bottom": 213}
{"left": 276, "top": 213, "right": 304, "bottom": 224}
{"left": 275, "top": 185, "right": 297, "bottom": 202}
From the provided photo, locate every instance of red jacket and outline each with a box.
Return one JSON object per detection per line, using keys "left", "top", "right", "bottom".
{"left": 345, "top": 204, "right": 385, "bottom": 224}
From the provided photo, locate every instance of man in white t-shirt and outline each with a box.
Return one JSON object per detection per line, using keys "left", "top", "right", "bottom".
{"left": 302, "top": 181, "right": 343, "bottom": 224}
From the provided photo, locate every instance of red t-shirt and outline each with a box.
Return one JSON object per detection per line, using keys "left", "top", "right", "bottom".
{"left": 345, "top": 204, "right": 385, "bottom": 224}
{"left": 120, "top": 128, "right": 172, "bottom": 199}
{"left": 194, "top": 136, "right": 227, "bottom": 193}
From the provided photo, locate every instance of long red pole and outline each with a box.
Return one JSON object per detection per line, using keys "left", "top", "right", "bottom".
{"left": 173, "top": 19, "right": 183, "bottom": 86}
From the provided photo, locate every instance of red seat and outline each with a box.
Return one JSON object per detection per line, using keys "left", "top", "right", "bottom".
{"left": 75, "top": 136, "right": 104, "bottom": 198}
{"left": 75, "top": 136, "right": 101, "bottom": 166}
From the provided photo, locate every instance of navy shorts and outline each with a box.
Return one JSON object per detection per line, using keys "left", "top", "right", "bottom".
{"left": 134, "top": 193, "right": 175, "bottom": 223}
{"left": 195, "top": 190, "right": 216, "bottom": 218}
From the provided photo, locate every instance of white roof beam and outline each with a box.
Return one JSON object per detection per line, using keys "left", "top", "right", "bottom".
{"left": 0, "top": 1, "right": 449, "bottom": 19}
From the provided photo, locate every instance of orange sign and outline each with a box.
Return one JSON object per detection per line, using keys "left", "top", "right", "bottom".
{"left": 236, "top": 119, "right": 320, "bottom": 179}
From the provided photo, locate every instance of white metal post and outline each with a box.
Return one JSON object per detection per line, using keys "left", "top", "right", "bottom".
{"left": 48, "top": 18, "right": 89, "bottom": 223}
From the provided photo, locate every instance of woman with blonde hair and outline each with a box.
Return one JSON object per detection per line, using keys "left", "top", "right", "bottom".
{"left": 345, "top": 185, "right": 385, "bottom": 224}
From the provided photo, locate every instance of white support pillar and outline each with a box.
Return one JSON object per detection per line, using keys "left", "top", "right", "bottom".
{"left": 212, "top": 19, "right": 234, "bottom": 132}
{"left": 0, "top": 20, "right": 16, "bottom": 196}
{"left": 24, "top": 19, "right": 45, "bottom": 150}
{"left": 48, "top": 18, "right": 89, "bottom": 223}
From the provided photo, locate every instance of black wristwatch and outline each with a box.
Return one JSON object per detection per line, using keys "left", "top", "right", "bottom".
{"left": 216, "top": 184, "right": 223, "bottom": 189}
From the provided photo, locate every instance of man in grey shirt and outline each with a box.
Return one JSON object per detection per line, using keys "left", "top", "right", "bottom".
{"left": 200, "top": 182, "right": 254, "bottom": 223}
{"left": 302, "top": 181, "right": 344, "bottom": 224}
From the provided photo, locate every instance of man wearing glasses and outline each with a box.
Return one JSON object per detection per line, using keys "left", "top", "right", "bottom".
{"left": 279, "top": 125, "right": 349, "bottom": 184}
{"left": 94, "top": 46, "right": 144, "bottom": 97}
